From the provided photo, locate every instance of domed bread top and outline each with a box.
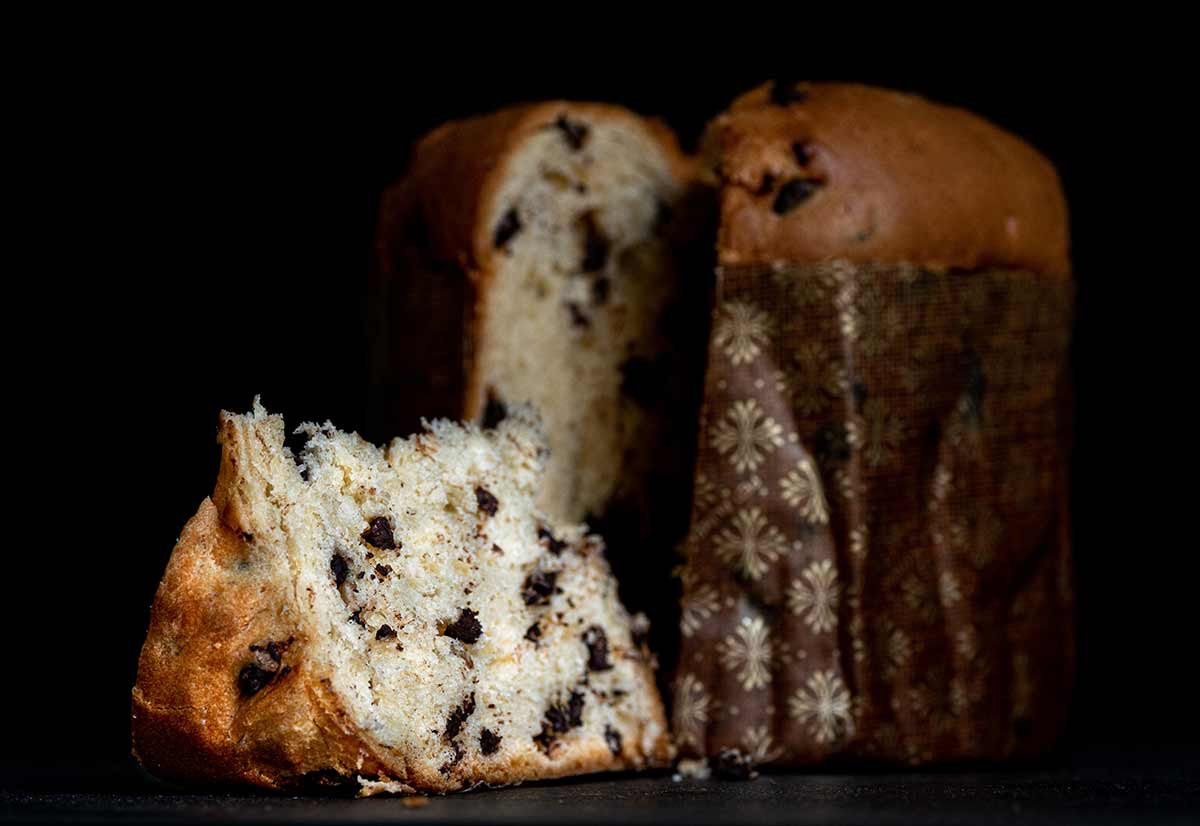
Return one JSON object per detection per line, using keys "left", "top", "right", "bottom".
{"left": 380, "top": 101, "right": 694, "bottom": 281}
{"left": 708, "top": 82, "right": 1070, "bottom": 278}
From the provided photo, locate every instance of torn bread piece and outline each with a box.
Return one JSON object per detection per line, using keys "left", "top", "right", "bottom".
{"left": 132, "top": 400, "right": 671, "bottom": 794}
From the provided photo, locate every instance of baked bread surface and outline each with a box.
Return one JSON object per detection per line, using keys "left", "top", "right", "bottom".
{"left": 132, "top": 401, "right": 671, "bottom": 794}
{"left": 708, "top": 82, "right": 1069, "bottom": 277}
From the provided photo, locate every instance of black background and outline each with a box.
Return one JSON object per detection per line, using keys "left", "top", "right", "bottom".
{"left": 11, "top": 42, "right": 1193, "bottom": 773}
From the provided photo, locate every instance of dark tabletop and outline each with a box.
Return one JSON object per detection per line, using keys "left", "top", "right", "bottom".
{"left": 3, "top": 750, "right": 1197, "bottom": 825}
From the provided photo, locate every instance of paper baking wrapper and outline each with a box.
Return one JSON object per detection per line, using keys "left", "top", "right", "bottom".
{"left": 673, "top": 261, "right": 1074, "bottom": 765}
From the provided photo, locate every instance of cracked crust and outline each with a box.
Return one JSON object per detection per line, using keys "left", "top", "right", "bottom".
{"left": 707, "top": 82, "right": 1069, "bottom": 277}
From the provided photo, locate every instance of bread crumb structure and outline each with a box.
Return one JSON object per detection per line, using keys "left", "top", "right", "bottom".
{"left": 132, "top": 400, "right": 670, "bottom": 794}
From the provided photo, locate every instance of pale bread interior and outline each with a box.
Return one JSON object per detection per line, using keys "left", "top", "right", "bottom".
{"left": 219, "top": 400, "right": 667, "bottom": 791}
{"left": 473, "top": 110, "right": 684, "bottom": 523}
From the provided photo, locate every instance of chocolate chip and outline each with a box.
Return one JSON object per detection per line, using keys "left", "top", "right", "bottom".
{"left": 533, "top": 729, "right": 556, "bottom": 755}
{"left": 580, "top": 213, "right": 609, "bottom": 272}
{"left": 582, "top": 626, "right": 612, "bottom": 671}
{"left": 444, "top": 692, "right": 476, "bottom": 740}
{"left": 376, "top": 624, "right": 396, "bottom": 640}
{"left": 475, "top": 486, "right": 499, "bottom": 517}
{"left": 330, "top": 553, "right": 350, "bottom": 586}
{"left": 525, "top": 622, "right": 542, "bottom": 643}
{"left": 237, "top": 664, "right": 274, "bottom": 696}
{"left": 242, "top": 532, "right": 254, "bottom": 543}
{"left": 480, "top": 728, "right": 502, "bottom": 755}
{"left": 592, "top": 276, "right": 610, "bottom": 305}
{"left": 756, "top": 172, "right": 776, "bottom": 196}
{"left": 545, "top": 704, "right": 570, "bottom": 734}
{"left": 772, "top": 178, "right": 821, "bottom": 214}
{"left": 442, "top": 608, "right": 482, "bottom": 644}
{"left": 537, "top": 526, "right": 568, "bottom": 555}
{"left": 711, "top": 748, "right": 757, "bottom": 781}
{"left": 362, "top": 516, "right": 397, "bottom": 550}
{"left": 566, "top": 302, "right": 590, "bottom": 328}
{"left": 555, "top": 114, "right": 589, "bottom": 150}
{"left": 566, "top": 690, "right": 585, "bottom": 728}
{"left": 604, "top": 725, "right": 623, "bottom": 756}
{"left": 522, "top": 569, "right": 557, "bottom": 606}
{"left": 481, "top": 388, "right": 507, "bottom": 429}
{"left": 493, "top": 208, "right": 521, "bottom": 249}
{"left": 374, "top": 564, "right": 392, "bottom": 579}
{"left": 349, "top": 609, "right": 366, "bottom": 627}
{"left": 792, "top": 142, "right": 813, "bottom": 165}
{"left": 769, "top": 80, "right": 808, "bottom": 106}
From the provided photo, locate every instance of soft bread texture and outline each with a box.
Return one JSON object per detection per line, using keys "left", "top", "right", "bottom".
{"left": 370, "top": 101, "right": 708, "bottom": 527}
{"left": 132, "top": 401, "right": 671, "bottom": 794}
{"left": 706, "top": 82, "right": 1070, "bottom": 277}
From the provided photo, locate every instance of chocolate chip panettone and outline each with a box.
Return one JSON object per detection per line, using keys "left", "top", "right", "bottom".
{"left": 675, "top": 82, "right": 1074, "bottom": 767}
{"left": 369, "top": 103, "right": 712, "bottom": 644}
{"left": 132, "top": 400, "right": 670, "bottom": 795}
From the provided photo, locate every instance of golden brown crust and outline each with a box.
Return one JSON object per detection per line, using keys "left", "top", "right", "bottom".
{"left": 710, "top": 82, "right": 1070, "bottom": 277}
{"left": 131, "top": 498, "right": 397, "bottom": 791}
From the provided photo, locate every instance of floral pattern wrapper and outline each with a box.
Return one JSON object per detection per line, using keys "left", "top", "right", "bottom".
{"left": 674, "top": 261, "right": 1074, "bottom": 766}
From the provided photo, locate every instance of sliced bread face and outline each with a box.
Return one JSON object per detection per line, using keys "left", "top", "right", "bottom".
{"left": 133, "top": 401, "right": 671, "bottom": 795}
{"left": 469, "top": 108, "right": 691, "bottom": 526}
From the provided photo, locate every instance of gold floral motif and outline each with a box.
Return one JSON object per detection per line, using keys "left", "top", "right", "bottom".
{"left": 718, "top": 616, "right": 774, "bottom": 692}
{"left": 713, "top": 300, "right": 773, "bottom": 366}
{"left": 680, "top": 584, "right": 721, "bottom": 638}
{"left": 788, "top": 341, "right": 840, "bottom": 417}
{"left": 713, "top": 507, "right": 789, "bottom": 581}
{"left": 742, "top": 725, "right": 783, "bottom": 765}
{"left": 939, "top": 571, "right": 963, "bottom": 606}
{"left": 673, "top": 673, "right": 712, "bottom": 751}
{"left": 955, "top": 626, "right": 979, "bottom": 660}
{"left": 788, "top": 670, "right": 853, "bottom": 744}
{"left": 779, "top": 456, "right": 829, "bottom": 524}
{"left": 710, "top": 399, "right": 784, "bottom": 474}
{"left": 786, "top": 559, "right": 841, "bottom": 634}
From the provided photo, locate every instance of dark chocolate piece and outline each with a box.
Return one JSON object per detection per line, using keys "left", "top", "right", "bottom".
{"left": 444, "top": 692, "right": 477, "bottom": 740}
{"left": 475, "top": 486, "right": 499, "bottom": 517}
{"left": 493, "top": 208, "right": 521, "bottom": 248}
{"left": 772, "top": 178, "right": 822, "bottom": 214}
{"left": 376, "top": 624, "right": 396, "bottom": 640}
{"left": 480, "top": 728, "right": 502, "bottom": 755}
{"left": 237, "top": 664, "right": 274, "bottom": 696}
{"left": 555, "top": 114, "right": 589, "bottom": 150}
{"left": 362, "top": 516, "right": 397, "bottom": 550}
{"left": 711, "top": 748, "right": 757, "bottom": 781}
{"left": 604, "top": 725, "right": 623, "bottom": 756}
{"left": 330, "top": 553, "right": 350, "bottom": 586}
{"left": 481, "top": 388, "right": 507, "bottom": 429}
{"left": 582, "top": 625, "right": 612, "bottom": 671}
{"left": 522, "top": 569, "right": 558, "bottom": 606}
{"left": 442, "top": 608, "right": 483, "bottom": 644}
{"left": 537, "top": 526, "right": 569, "bottom": 555}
